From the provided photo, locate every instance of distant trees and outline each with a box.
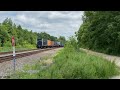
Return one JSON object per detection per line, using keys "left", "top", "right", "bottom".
{"left": 0, "top": 18, "right": 66, "bottom": 47}
{"left": 77, "top": 11, "right": 120, "bottom": 55}
{"left": 37, "top": 32, "right": 51, "bottom": 40}
{"left": 0, "top": 18, "right": 38, "bottom": 47}
{"left": 37, "top": 32, "right": 58, "bottom": 41}
{"left": 37, "top": 32, "right": 66, "bottom": 43}
{"left": 58, "top": 36, "right": 66, "bottom": 45}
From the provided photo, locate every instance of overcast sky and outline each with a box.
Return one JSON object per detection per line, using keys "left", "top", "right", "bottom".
{"left": 0, "top": 11, "right": 84, "bottom": 39}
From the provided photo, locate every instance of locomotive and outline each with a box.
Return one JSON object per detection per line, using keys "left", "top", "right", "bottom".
{"left": 36, "top": 39, "right": 64, "bottom": 48}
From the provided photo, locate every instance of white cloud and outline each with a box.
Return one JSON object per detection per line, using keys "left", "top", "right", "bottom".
{"left": 0, "top": 11, "right": 84, "bottom": 39}
{"left": 16, "top": 14, "right": 27, "bottom": 22}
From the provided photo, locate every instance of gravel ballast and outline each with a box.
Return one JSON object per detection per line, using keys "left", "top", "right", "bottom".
{"left": 0, "top": 48, "right": 62, "bottom": 78}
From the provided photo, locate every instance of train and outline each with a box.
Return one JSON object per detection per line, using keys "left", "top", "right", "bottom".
{"left": 36, "top": 39, "right": 64, "bottom": 48}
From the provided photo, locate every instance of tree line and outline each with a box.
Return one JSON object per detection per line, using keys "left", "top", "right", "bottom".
{"left": 76, "top": 11, "right": 120, "bottom": 55}
{"left": 0, "top": 18, "right": 66, "bottom": 47}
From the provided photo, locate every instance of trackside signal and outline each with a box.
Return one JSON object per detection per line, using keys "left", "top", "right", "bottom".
{"left": 12, "top": 36, "right": 16, "bottom": 71}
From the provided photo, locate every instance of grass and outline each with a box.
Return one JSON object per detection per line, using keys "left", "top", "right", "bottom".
{"left": 0, "top": 44, "right": 36, "bottom": 52}
{"left": 10, "top": 44, "right": 119, "bottom": 79}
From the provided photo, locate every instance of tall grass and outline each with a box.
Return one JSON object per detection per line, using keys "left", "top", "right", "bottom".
{"left": 11, "top": 37, "right": 119, "bottom": 79}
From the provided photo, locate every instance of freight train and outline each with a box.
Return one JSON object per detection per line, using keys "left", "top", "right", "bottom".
{"left": 37, "top": 39, "right": 64, "bottom": 48}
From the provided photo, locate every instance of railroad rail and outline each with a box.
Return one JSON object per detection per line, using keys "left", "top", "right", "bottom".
{"left": 0, "top": 49, "right": 37, "bottom": 55}
{"left": 0, "top": 47, "right": 60, "bottom": 63}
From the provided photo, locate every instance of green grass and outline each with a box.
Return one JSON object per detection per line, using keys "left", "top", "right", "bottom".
{"left": 0, "top": 44, "right": 36, "bottom": 52}
{"left": 10, "top": 44, "right": 119, "bottom": 79}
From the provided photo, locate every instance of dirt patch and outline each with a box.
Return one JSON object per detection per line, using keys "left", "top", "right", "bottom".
{"left": 40, "top": 59, "right": 53, "bottom": 66}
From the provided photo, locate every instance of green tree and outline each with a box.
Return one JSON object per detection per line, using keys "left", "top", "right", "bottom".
{"left": 58, "top": 36, "right": 66, "bottom": 45}
{"left": 0, "top": 25, "right": 9, "bottom": 47}
{"left": 0, "top": 18, "right": 65, "bottom": 49}
{"left": 77, "top": 11, "right": 120, "bottom": 55}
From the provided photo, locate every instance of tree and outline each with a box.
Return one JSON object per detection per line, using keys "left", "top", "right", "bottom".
{"left": 0, "top": 18, "right": 65, "bottom": 48}
{"left": 58, "top": 36, "right": 66, "bottom": 45}
{"left": 0, "top": 23, "right": 10, "bottom": 47}
{"left": 77, "top": 11, "right": 120, "bottom": 55}
{"left": 37, "top": 32, "right": 58, "bottom": 41}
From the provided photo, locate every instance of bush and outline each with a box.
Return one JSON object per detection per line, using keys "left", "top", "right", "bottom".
{"left": 65, "top": 36, "right": 79, "bottom": 51}
{"left": 4, "top": 41, "right": 12, "bottom": 47}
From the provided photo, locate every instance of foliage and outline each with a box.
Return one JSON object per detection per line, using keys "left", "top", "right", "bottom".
{"left": 65, "top": 36, "right": 79, "bottom": 51}
{"left": 58, "top": 36, "right": 66, "bottom": 45}
{"left": 77, "top": 11, "right": 120, "bottom": 55}
{"left": 0, "top": 18, "right": 66, "bottom": 51}
{"left": 37, "top": 32, "right": 66, "bottom": 43}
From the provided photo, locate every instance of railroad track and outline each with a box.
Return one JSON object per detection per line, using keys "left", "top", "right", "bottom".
{"left": 0, "top": 49, "right": 37, "bottom": 55}
{"left": 0, "top": 47, "right": 59, "bottom": 63}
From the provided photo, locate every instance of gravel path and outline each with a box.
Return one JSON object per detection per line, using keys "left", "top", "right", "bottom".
{"left": 0, "top": 48, "right": 62, "bottom": 78}
{"left": 81, "top": 48, "right": 120, "bottom": 79}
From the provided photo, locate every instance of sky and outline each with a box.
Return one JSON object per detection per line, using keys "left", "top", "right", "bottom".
{"left": 0, "top": 11, "right": 84, "bottom": 39}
